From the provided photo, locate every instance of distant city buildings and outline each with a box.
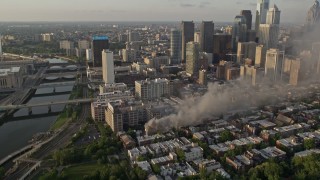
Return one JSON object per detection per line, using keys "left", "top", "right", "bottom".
{"left": 59, "top": 40, "right": 75, "bottom": 56}
{"left": 41, "top": 33, "right": 54, "bottom": 42}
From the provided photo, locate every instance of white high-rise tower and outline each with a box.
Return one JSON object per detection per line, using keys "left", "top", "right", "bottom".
{"left": 102, "top": 50, "right": 115, "bottom": 84}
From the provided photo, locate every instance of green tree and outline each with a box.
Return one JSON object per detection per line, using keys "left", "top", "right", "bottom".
{"left": 176, "top": 148, "right": 186, "bottom": 162}
{"left": 304, "top": 139, "right": 316, "bottom": 150}
{"left": 39, "top": 170, "right": 61, "bottom": 180}
{"left": 0, "top": 167, "right": 5, "bottom": 179}
{"left": 219, "top": 130, "right": 234, "bottom": 142}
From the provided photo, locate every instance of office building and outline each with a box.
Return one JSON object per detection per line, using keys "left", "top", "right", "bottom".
{"left": 122, "top": 49, "right": 137, "bottom": 62}
{"left": 246, "top": 30, "right": 257, "bottom": 42}
{"left": 144, "top": 56, "right": 170, "bottom": 70}
{"left": 289, "top": 59, "right": 302, "bottom": 86}
{"left": 232, "top": 16, "right": 247, "bottom": 51}
{"left": 59, "top": 40, "right": 75, "bottom": 56}
{"left": 240, "top": 65, "right": 259, "bottom": 86}
{"left": 312, "top": 42, "right": 320, "bottom": 73}
{"left": 200, "top": 21, "right": 214, "bottom": 53}
{"left": 78, "top": 40, "right": 90, "bottom": 50}
{"left": 118, "top": 34, "right": 128, "bottom": 43}
{"left": 181, "top": 21, "right": 195, "bottom": 62}
{"left": 106, "top": 100, "right": 146, "bottom": 133}
{"left": 255, "top": 0, "right": 270, "bottom": 31}
{"left": 265, "top": 48, "right": 285, "bottom": 82}
{"left": 41, "top": 33, "right": 54, "bottom": 42}
{"left": 99, "top": 83, "right": 128, "bottom": 94}
{"left": 186, "top": 42, "right": 200, "bottom": 76}
{"left": 199, "top": 69, "right": 207, "bottom": 86}
{"left": 216, "top": 61, "right": 232, "bottom": 80}
{"left": 258, "top": 24, "right": 279, "bottom": 49}
{"left": 213, "top": 34, "right": 232, "bottom": 63}
{"left": 226, "top": 67, "right": 240, "bottom": 80}
{"left": 266, "top": 4, "right": 281, "bottom": 25}
{"left": 0, "top": 67, "right": 23, "bottom": 89}
{"left": 241, "top": 10, "right": 253, "bottom": 30}
{"left": 102, "top": 50, "right": 115, "bottom": 84}
{"left": 92, "top": 36, "right": 109, "bottom": 67}
{"left": 255, "top": 45, "right": 267, "bottom": 67}
{"left": 0, "top": 34, "right": 2, "bottom": 56}
{"left": 128, "top": 31, "right": 140, "bottom": 42}
{"left": 91, "top": 91, "right": 132, "bottom": 122}
{"left": 170, "top": 29, "right": 182, "bottom": 64}
{"left": 194, "top": 32, "right": 201, "bottom": 43}
{"left": 86, "top": 49, "right": 92, "bottom": 62}
{"left": 77, "top": 40, "right": 90, "bottom": 58}
{"left": 237, "top": 42, "right": 257, "bottom": 64}
{"left": 135, "top": 78, "right": 172, "bottom": 100}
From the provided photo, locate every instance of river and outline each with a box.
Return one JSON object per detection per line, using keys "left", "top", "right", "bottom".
{"left": 0, "top": 82, "right": 74, "bottom": 160}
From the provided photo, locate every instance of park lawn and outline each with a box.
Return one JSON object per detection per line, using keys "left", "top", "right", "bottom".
{"left": 62, "top": 163, "right": 104, "bottom": 179}
{"left": 50, "top": 111, "right": 69, "bottom": 130}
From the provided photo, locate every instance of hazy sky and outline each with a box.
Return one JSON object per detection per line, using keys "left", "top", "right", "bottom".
{"left": 0, "top": 0, "right": 314, "bottom": 23}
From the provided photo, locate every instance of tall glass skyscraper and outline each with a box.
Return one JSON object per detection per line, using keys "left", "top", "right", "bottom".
{"left": 170, "top": 29, "right": 182, "bottom": 64}
{"left": 266, "top": 4, "right": 281, "bottom": 25}
{"left": 92, "top": 36, "right": 109, "bottom": 67}
{"left": 181, "top": 21, "right": 195, "bottom": 63}
{"left": 232, "top": 16, "right": 247, "bottom": 51}
{"left": 255, "top": 0, "right": 270, "bottom": 32}
{"left": 200, "top": 21, "right": 214, "bottom": 54}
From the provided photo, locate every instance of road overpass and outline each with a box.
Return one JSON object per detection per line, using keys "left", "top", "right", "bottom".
{"left": 0, "top": 98, "right": 96, "bottom": 111}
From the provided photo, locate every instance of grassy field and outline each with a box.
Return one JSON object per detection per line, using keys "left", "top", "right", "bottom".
{"left": 50, "top": 111, "right": 70, "bottom": 130}
{"left": 62, "top": 163, "right": 104, "bottom": 179}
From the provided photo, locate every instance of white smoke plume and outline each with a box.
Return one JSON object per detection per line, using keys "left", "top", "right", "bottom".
{"left": 144, "top": 80, "right": 289, "bottom": 135}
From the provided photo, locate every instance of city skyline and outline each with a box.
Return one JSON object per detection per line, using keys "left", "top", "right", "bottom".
{"left": 0, "top": 0, "right": 314, "bottom": 23}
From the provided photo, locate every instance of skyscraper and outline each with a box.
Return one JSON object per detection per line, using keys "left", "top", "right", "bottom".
{"left": 266, "top": 4, "right": 281, "bottom": 25}
{"left": 289, "top": 59, "right": 302, "bottom": 86}
{"left": 102, "top": 50, "right": 115, "bottom": 84}
{"left": 186, "top": 42, "right": 200, "bottom": 77}
{"left": 265, "top": 48, "right": 284, "bottom": 82}
{"left": 0, "top": 34, "right": 2, "bottom": 56}
{"left": 128, "top": 31, "right": 140, "bottom": 42}
{"left": 241, "top": 10, "right": 253, "bottom": 30}
{"left": 258, "top": 24, "right": 279, "bottom": 49}
{"left": 237, "top": 42, "right": 257, "bottom": 64}
{"left": 170, "top": 29, "right": 182, "bottom": 64}
{"left": 199, "top": 69, "right": 207, "bottom": 86}
{"left": 255, "top": 44, "right": 267, "bottom": 67}
{"left": 92, "top": 36, "right": 109, "bottom": 67}
{"left": 232, "top": 16, "right": 247, "bottom": 51}
{"left": 181, "top": 21, "right": 195, "bottom": 63}
{"left": 255, "top": 0, "right": 270, "bottom": 32}
{"left": 312, "top": 42, "right": 320, "bottom": 74}
{"left": 200, "top": 21, "right": 214, "bottom": 53}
